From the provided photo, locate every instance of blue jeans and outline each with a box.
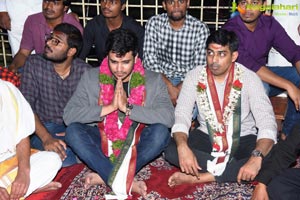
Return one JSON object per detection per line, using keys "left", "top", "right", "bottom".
{"left": 263, "top": 66, "right": 300, "bottom": 135}
{"left": 170, "top": 77, "right": 198, "bottom": 120}
{"left": 30, "top": 122, "right": 77, "bottom": 167}
{"left": 65, "top": 122, "right": 170, "bottom": 184}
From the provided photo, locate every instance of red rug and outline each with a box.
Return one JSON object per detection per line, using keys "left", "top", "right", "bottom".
{"left": 26, "top": 163, "right": 85, "bottom": 200}
{"left": 26, "top": 157, "right": 254, "bottom": 199}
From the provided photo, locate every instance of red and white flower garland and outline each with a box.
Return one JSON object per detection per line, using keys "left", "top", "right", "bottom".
{"left": 99, "top": 57, "right": 145, "bottom": 161}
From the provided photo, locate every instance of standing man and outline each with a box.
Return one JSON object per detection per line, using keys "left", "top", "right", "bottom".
{"left": 0, "top": 79, "right": 62, "bottom": 200}
{"left": 79, "top": 0, "right": 144, "bottom": 66}
{"left": 143, "top": 0, "right": 210, "bottom": 105}
{"left": 64, "top": 29, "right": 174, "bottom": 199}
{"left": 164, "top": 29, "right": 277, "bottom": 187}
{"left": 20, "top": 23, "right": 91, "bottom": 167}
{"left": 9, "top": 0, "right": 83, "bottom": 72}
{"left": 0, "top": 0, "right": 42, "bottom": 56}
{"left": 223, "top": 0, "right": 300, "bottom": 138}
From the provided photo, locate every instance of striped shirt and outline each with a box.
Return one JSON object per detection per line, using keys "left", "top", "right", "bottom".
{"left": 143, "top": 13, "right": 210, "bottom": 81}
{"left": 20, "top": 54, "right": 91, "bottom": 124}
{"left": 172, "top": 62, "right": 277, "bottom": 142}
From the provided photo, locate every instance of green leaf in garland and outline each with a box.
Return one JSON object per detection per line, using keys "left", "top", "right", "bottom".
{"left": 130, "top": 72, "right": 145, "bottom": 88}
{"left": 110, "top": 154, "right": 117, "bottom": 163}
{"left": 99, "top": 74, "right": 114, "bottom": 84}
{"left": 112, "top": 140, "right": 124, "bottom": 150}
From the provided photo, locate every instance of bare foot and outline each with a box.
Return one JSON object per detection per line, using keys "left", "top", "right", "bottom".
{"left": 84, "top": 172, "right": 104, "bottom": 189}
{"left": 33, "top": 181, "right": 62, "bottom": 193}
{"left": 168, "top": 172, "right": 215, "bottom": 187}
{"left": 132, "top": 180, "right": 147, "bottom": 198}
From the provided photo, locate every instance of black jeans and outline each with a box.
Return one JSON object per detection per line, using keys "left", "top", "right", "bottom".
{"left": 268, "top": 168, "right": 300, "bottom": 200}
{"left": 164, "top": 128, "right": 256, "bottom": 182}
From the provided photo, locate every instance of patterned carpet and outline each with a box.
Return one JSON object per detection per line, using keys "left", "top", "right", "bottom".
{"left": 56, "top": 157, "right": 254, "bottom": 200}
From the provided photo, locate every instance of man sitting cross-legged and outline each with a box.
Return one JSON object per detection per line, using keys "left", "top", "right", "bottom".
{"left": 63, "top": 28, "right": 174, "bottom": 199}
{"left": 20, "top": 23, "right": 91, "bottom": 167}
{"left": 164, "top": 29, "right": 277, "bottom": 187}
{"left": 0, "top": 79, "right": 62, "bottom": 200}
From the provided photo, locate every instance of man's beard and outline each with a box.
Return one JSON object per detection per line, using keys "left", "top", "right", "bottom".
{"left": 43, "top": 45, "right": 69, "bottom": 63}
{"left": 43, "top": 48, "right": 68, "bottom": 63}
{"left": 168, "top": 11, "right": 186, "bottom": 21}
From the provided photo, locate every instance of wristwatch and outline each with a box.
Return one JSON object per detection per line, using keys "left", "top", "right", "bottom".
{"left": 251, "top": 149, "right": 264, "bottom": 159}
{"left": 125, "top": 102, "right": 133, "bottom": 116}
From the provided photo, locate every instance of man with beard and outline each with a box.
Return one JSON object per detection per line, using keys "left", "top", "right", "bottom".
{"left": 164, "top": 29, "right": 277, "bottom": 187}
{"left": 20, "top": 23, "right": 91, "bottom": 167}
{"left": 223, "top": 0, "right": 300, "bottom": 139}
{"left": 63, "top": 29, "right": 174, "bottom": 199}
{"left": 79, "top": 0, "right": 144, "bottom": 66}
{"left": 143, "top": 0, "right": 209, "bottom": 106}
{"left": 9, "top": 0, "right": 82, "bottom": 73}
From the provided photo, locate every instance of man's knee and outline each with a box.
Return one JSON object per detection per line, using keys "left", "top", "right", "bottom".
{"left": 46, "top": 152, "right": 62, "bottom": 170}
{"left": 32, "top": 151, "right": 62, "bottom": 171}
{"left": 164, "top": 138, "right": 179, "bottom": 166}
{"left": 65, "top": 122, "right": 84, "bottom": 143}
{"left": 148, "top": 123, "right": 170, "bottom": 148}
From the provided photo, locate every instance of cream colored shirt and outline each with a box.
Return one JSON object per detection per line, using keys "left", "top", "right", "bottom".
{"left": 172, "top": 62, "right": 277, "bottom": 143}
{"left": 0, "top": 80, "right": 35, "bottom": 162}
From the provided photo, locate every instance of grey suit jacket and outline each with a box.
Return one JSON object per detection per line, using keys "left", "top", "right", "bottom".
{"left": 63, "top": 67, "right": 174, "bottom": 128}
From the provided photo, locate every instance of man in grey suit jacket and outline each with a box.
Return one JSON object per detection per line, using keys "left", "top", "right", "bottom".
{"left": 63, "top": 29, "right": 174, "bottom": 199}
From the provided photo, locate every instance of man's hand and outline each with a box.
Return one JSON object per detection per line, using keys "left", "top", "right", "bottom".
{"left": 237, "top": 156, "right": 262, "bottom": 183}
{"left": 251, "top": 183, "right": 269, "bottom": 200}
{"left": 177, "top": 144, "right": 201, "bottom": 178}
{"left": 10, "top": 170, "right": 30, "bottom": 200}
{"left": 0, "top": 12, "right": 11, "bottom": 30}
{"left": 167, "top": 84, "right": 181, "bottom": 106}
{"left": 0, "top": 187, "right": 9, "bottom": 200}
{"left": 115, "top": 79, "right": 127, "bottom": 113}
{"left": 286, "top": 84, "right": 300, "bottom": 111}
{"left": 43, "top": 136, "right": 67, "bottom": 161}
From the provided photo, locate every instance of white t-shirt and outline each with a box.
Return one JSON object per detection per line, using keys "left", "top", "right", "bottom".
{"left": 267, "top": 0, "right": 300, "bottom": 67}
{"left": 0, "top": 0, "right": 42, "bottom": 56}
{"left": 0, "top": 79, "right": 35, "bottom": 162}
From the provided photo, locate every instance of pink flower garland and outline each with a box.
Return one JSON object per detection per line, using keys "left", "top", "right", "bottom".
{"left": 99, "top": 57, "right": 145, "bottom": 158}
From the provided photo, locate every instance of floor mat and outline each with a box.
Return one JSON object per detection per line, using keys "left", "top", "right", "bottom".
{"left": 59, "top": 157, "right": 254, "bottom": 200}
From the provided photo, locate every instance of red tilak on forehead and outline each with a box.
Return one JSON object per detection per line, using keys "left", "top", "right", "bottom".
{"left": 52, "top": 31, "right": 65, "bottom": 36}
{"left": 210, "top": 43, "right": 224, "bottom": 49}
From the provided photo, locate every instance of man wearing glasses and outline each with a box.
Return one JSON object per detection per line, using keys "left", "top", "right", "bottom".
{"left": 20, "top": 23, "right": 91, "bottom": 167}
{"left": 223, "top": 0, "right": 300, "bottom": 140}
{"left": 9, "top": 0, "right": 82, "bottom": 73}
{"left": 79, "top": 0, "right": 144, "bottom": 66}
{"left": 143, "top": 0, "right": 210, "bottom": 107}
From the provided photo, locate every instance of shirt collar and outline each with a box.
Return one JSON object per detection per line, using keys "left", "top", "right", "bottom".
{"left": 237, "top": 13, "right": 264, "bottom": 32}
{"left": 162, "top": 13, "right": 193, "bottom": 31}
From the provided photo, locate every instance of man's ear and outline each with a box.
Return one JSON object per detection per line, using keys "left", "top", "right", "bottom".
{"left": 121, "top": 3, "right": 126, "bottom": 11}
{"left": 162, "top": 1, "right": 167, "bottom": 11}
{"left": 67, "top": 47, "right": 77, "bottom": 57}
{"left": 64, "top": 6, "right": 69, "bottom": 13}
{"left": 231, "top": 51, "right": 239, "bottom": 62}
{"left": 186, "top": 0, "right": 190, "bottom": 8}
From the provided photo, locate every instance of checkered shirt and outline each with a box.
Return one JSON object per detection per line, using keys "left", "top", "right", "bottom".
{"left": 20, "top": 54, "right": 91, "bottom": 124}
{"left": 0, "top": 66, "right": 20, "bottom": 87}
{"left": 143, "top": 13, "right": 210, "bottom": 81}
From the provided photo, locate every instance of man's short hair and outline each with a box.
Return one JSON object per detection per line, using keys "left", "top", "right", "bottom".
{"left": 120, "top": 0, "right": 127, "bottom": 4}
{"left": 206, "top": 29, "right": 239, "bottom": 52}
{"left": 63, "top": 0, "right": 71, "bottom": 6}
{"left": 53, "top": 23, "right": 82, "bottom": 57}
{"left": 105, "top": 28, "right": 138, "bottom": 57}
{"left": 237, "top": 0, "right": 266, "bottom": 3}
{"left": 43, "top": 0, "right": 71, "bottom": 6}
